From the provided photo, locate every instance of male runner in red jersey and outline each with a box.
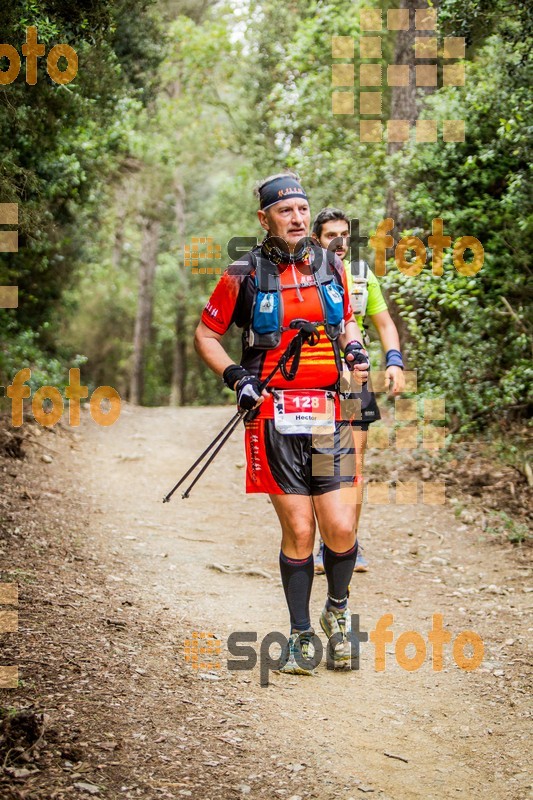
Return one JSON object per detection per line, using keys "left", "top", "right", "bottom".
{"left": 194, "top": 172, "right": 369, "bottom": 673}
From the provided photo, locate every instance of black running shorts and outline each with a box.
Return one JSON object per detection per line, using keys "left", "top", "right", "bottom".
{"left": 244, "top": 418, "right": 357, "bottom": 495}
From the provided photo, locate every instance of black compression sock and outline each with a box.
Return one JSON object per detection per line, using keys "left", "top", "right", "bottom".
{"left": 323, "top": 541, "right": 358, "bottom": 610}
{"left": 279, "top": 551, "right": 314, "bottom": 632}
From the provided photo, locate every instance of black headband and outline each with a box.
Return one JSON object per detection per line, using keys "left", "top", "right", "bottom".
{"left": 259, "top": 175, "right": 309, "bottom": 210}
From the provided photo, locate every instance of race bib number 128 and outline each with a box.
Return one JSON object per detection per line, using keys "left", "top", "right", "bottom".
{"left": 273, "top": 390, "right": 335, "bottom": 435}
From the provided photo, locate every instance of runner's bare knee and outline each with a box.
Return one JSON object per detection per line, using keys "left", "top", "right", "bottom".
{"left": 281, "top": 521, "right": 315, "bottom": 558}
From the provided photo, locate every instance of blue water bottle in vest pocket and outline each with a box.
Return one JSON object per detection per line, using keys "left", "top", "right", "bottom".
{"left": 321, "top": 282, "right": 344, "bottom": 327}
{"left": 252, "top": 290, "right": 280, "bottom": 334}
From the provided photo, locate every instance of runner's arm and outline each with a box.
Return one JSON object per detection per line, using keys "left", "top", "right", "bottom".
{"left": 370, "top": 309, "right": 405, "bottom": 395}
{"left": 369, "top": 309, "right": 400, "bottom": 351}
{"left": 194, "top": 321, "right": 236, "bottom": 379}
{"left": 194, "top": 322, "right": 269, "bottom": 400}
{"left": 339, "top": 318, "right": 365, "bottom": 352}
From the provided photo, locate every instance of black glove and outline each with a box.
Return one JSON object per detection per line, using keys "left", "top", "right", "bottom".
{"left": 235, "top": 374, "right": 263, "bottom": 410}
{"left": 343, "top": 340, "right": 369, "bottom": 371}
{"left": 223, "top": 365, "right": 262, "bottom": 411}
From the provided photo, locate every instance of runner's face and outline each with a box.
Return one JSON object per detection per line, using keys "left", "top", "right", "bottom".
{"left": 317, "top": 219, "right": 350, "bottom": 260}
{"left": 258, "top": 198, "right": 311, "bottom": 252}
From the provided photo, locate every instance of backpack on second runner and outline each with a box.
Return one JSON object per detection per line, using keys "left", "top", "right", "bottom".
{"left": 347, "top": 260, "right": 369, "bottom": 318}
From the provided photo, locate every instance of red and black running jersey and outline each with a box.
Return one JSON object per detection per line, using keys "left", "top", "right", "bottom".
{"left": 201, "top": 250, "right": 353, "bottom": 397}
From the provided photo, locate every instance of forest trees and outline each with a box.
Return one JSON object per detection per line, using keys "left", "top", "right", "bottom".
{"left": 381, "top": 0, "right": 532, "bottom": 430}
{"left": 0, "top": 0, "right": 164, "bottom": 390}
{"left": 1, "top": 0, "right": 530, "bottom": 431}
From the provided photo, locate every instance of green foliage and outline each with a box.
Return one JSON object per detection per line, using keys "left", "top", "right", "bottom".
{"left": 486, "top": 510, "right": 531, "bottom": 545}
{"left": 0, "top": 316, "right": 86, "bottom": 392}
{"left": 1, "top": 0, "right": 530, "bottom": 427}
{"left": 241, "top": 0, "right": 392, "bottom": 221}
{"left": 0, "top": 0, "right": 164, "bottom": 337}
{"left": 381, "top": 9, "right": 532, "bottom": 431}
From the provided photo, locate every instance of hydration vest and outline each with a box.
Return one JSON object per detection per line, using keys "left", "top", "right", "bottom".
{"left": 245, "top": 246, "right": 345, "bottom": 350}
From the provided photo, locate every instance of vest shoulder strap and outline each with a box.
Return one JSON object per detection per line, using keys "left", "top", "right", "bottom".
{"left": 250, "top": 249, "right": 281, "bottom": 293}
{"left": 306, "top": 246, "right": 343, "bottom": 283}
{"left": 348, "top": 259, "right": 369, "bottom": 281}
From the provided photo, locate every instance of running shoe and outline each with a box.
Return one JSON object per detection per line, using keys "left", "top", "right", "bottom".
{"left": 319, "top": 604, "right": 352, "bottom": 669}
{"left": 355, "top": 544, "right": 369, "bottom": 573}
{"left": 279, "top": 629, "right": 317, "bottom": 676}
{"left": 314, "top": 539, "right": 325, "bottom": 575}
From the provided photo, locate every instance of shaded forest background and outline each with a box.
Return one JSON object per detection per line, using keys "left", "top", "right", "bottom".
{"left": 0, "top": 0, "right": 531, "bottom": 445}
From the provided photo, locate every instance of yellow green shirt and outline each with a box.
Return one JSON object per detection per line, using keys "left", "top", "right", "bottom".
{"left": 345, "top": 262, "right": 388, "bottom": 334}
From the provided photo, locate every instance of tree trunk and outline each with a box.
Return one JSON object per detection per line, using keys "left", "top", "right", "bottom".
{"left": 112, "top": 204, "right": 127, "bottom": 270}
{"left": 386, "top": 0, "right": 439, "bottom": 225}
{"left": 130, "top": 216, "right": 160, "bottom": 405}
{"left": 112, "top": 176, "right": 136, "bottom": 269}
{"left": 383, "top": 0, "right": 439, "bottom": 350}
{"left": 170, "top": 310, "right": 187, "bottom": 406}
{"left": 170, "top": 178, "right": 188, "bottom": 407}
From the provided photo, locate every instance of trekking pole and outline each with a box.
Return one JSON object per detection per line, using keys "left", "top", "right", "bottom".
{"left": 178, "top": 410, "right": 248, "bottom": 499}
{"left": 161, "top": 409, "right": 245, "bottom": 503}
{"left": 162, "top": 320, "right": 319, "bottom": 503}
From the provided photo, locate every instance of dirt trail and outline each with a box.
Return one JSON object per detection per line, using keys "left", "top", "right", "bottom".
{"left": 1, "top": 404, "right": 532, "bottom": 799}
